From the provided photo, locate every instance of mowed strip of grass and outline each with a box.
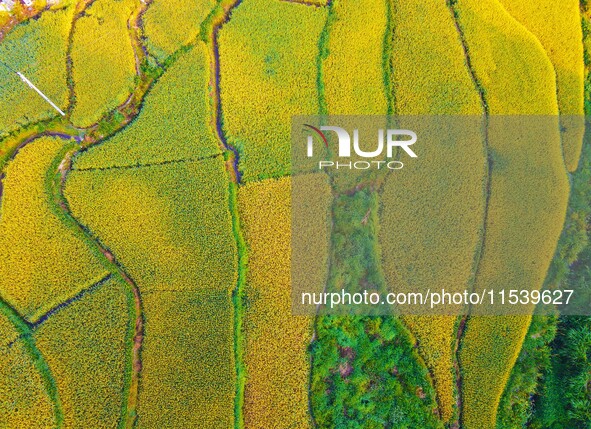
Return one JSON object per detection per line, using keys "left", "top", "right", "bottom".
{"left": 0, "top": 136, "right": 108, "bottom": 322}
{"left": 70, "top": 0, "right": 139, "bottom": 127}
{"left": 321, "top": 0, "right": 388, "bottom": 114}
{"left": 452, "top": 1, "right": 568, "bottom": 428}
{"left": 498, "top": 0, "right": 585, "bottom": 172}
{"left": 65, "top": 157, "right": 237, "bottom": 428}
{"left": 142, "top": 0, "right": 215, "bottom": 61}
{"left": 73, "top": 44, "right": 221, "bottom": 170}
{"left": 381, "top": 0, "right": 486, "bottom": 422}
{"left": 218, "top": 0, "right": 326, "bottom": 182}
{"left": 238, "top": 175, "right": 331, "bottom": 429}
{"left": 0, "top": 7, "right": 72, "bottom": 137}
{"left": 35, "top": 276, "right": 133, "bottom": 429}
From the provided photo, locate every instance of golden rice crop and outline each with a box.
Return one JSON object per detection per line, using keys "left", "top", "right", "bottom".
{"left": 139, "top": 290, "right": 235, "bottom": 428}
{"left": 401, "top": 316, "right": 458, "bottom": 423}
{"left": 65, "top": 157, "right": 235, "bottom": 293}
{"left": 322, "top": 0, "right": 388, "bottom": 114}
{"left": 460, "top": 316, "right": 534, "bottom": 429}
{"left": 0, "top": 311, "right": 18, "bottom": 348}
{"left": 238, "top": 175, "right": 331, "bottom": 429}
{"left": 390, "top": 0, "right": 482, "bottom": 115}
{"left": 142, "top": 0, "right": 215, "bottom": 61}
{"left": 0, "top": 338, "right": 56, "bottom": 428}
{"left": 65, "top": 157, "right": 237, "bottom": 426}
{"left": 70, "top": 0, "right": 138, "bottom": 127}
{"left": 0, "top": 136, "right": 108, "bottom": 322}
{"left": 218, "top": 0, "right": 326, "bottom": 181}
{"left": 453, "top": 0, "right": 558, "bottom": 115}
{"left": 458, "top": 119, "right": 568, "bottom": 429}
{"left": 0, "top": 8, "right": 71, "bottom": 137}
{"left": 73, "top": 44, "right": 220, "bottom": 170}
{"left": 384, "top": 0, "right": 486, "bottom": 420}
{"left": 498, "top": 0, "right": 585, "bottom": 171}
{"left": 379, "top": 117, "right": 486, "bottom": 423}
{"left": 451, "top": 3, "right": 568, "bottom": 427}
{"left": 34, "top": 276, "right": 133, "bottom": 429}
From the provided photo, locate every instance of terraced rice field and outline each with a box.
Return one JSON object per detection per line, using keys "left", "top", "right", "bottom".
{"left": 0, "top": 0, "right": 587, "bottom": 428}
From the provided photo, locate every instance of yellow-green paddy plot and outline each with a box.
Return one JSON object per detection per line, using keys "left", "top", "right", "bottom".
{"left": 383, "top": 0, "right": 485, "bottom": 420}
{"left": 65, "top": 157, "right": 237, "bottom": 427}
{"left": 458, "top": 118, "right": 568, "bottom": 429}
{"left": 0, "top": 136, "right": 108, "bottom": 322}
{"left": 0, "top": 8, "right": 72, "bottom": 137}
{"left": 322, "top": 0, "right": 388, "bottom": 114}
{"left": 453, "top": 1, "right": 568, "bottom": 427}
{"left": 379, "top": 118, "right": 486, "bottom": 423}
{"left": 498, "top": 0, "right": 585, "bottom": 171}
{"left": 390, "top": 0, "right": 483, "bottom": 115}
{"left": 142, "top": 0, "right": 215, "bottom": 61}
{"left": 453, "top": 0, "right": 558, "bottom": 115}
{"left": 70, "top": 0, "right": 138, "bottom": 127}
{"left": 239, "top": 175, "right": 331, "bottom": 429}
{"left": 73, "top": 44, "right": 220, "bottom": 170}
{"left": 219, "top": 0, "right": 326, "bottom": 181}
{"left": 65, "top": 158, "right": 235, "bottom": 292}
{"left": 35, "top": 276, "right": 133, "bottom": 429}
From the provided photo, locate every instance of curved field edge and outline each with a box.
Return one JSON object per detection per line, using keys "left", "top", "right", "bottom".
{"left": 497, "top": 0, "right": 585, "bottom": 172}
{"left": 450, "top": 1, "right": 569, "bottom": 428}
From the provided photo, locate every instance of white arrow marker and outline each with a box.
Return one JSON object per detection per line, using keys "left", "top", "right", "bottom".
{"left": 16, "top": 71, "right": 65, "bottom": 116}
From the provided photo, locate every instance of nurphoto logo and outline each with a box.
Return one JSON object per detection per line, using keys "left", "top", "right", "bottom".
{"left": 303, "top": 123, "right": 418, "bottom": 170}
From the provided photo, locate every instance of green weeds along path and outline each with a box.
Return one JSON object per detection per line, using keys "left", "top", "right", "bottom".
{"left": 0, "top": 0, "right": 589, "bottom": 427}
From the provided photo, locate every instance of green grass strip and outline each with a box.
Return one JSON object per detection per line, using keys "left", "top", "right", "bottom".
{"left": 228, "top": 177, "right": 248, "bottom": 429}
{"left": 0, "top": 299, "right": 64, "bottom": 427}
